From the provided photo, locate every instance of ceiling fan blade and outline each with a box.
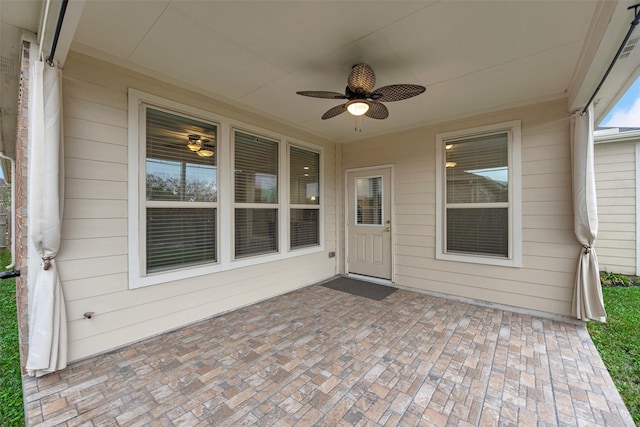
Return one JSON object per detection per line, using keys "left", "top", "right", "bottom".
{"left": 347, "top": 63, "right": 376, "bottom": 94}
{"left": 365, "top": 102, "right": 389, "bottom": 120}
{"left": 370, "top": 84, "right": 426, "bottom": 102}
{"left": 296, "top": 91, "right": 347, "bottom": 100}
{"left": 321, "top": 104, "right": 347, "bottom": 120}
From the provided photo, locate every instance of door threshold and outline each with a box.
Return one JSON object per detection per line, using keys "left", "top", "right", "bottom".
{"left": 347, "top": 273, "right": 393, "bottom": 286}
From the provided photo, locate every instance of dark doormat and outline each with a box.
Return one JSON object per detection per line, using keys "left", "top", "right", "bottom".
{"left": 321, "top": 277, "right": 397, "bottom": 301}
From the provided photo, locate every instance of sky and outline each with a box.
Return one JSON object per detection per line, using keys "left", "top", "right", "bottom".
{"left": 599, "top": 75, "right": 640, "bottom": 128}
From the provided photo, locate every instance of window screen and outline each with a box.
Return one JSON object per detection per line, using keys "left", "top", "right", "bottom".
{"left": 145, "top": 107, "right": 217, "bottom": 273}
{"left": 234, "top": 131, "right": 279, "bottom": 258}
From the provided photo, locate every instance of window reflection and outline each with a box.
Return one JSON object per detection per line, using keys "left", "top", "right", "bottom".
{"left": 145, "top": 108, "right": 217, "bottom": 202}
{"left": 445, "top": 133, "right": 508, "bottom": 204}
{"left": 147, "top": 159, "right": 217, "bottom": 202}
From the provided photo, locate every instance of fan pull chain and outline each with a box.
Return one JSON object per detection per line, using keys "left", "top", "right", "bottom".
{"left": 354, "top": 116, "right": 363, "bottom": 132}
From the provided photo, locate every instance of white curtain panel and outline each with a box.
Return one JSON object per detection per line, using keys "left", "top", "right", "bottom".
{"left": 26, "top": 58, "right": 67, "bottom": 377}
{"left": 570, "top": 105, "right": 606, "bottom": 323}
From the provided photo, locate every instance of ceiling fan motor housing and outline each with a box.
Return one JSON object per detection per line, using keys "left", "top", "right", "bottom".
{"left": 348, "top": 63, "right": 376, "bottom": 94}
{"left": 296, "top": 62, "right": 426, "bottom": 121}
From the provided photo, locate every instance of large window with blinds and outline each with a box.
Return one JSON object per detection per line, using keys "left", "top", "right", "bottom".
{"left": 436, "top": 121, "right": 522, "bottom": 267}
{"left": 289, "top": 145, "right": 320, "bottom": 249}
{"left": 129, "top": 90, "right": 325, "bottom": 288}
{"left": 234, "top": 131, "right": 279, "bottom": 258}
{"left": 144, "top": 106, "right": 218, "bottom": 273}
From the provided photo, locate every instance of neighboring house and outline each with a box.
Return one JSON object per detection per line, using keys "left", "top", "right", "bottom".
{"left": 594, "top": 128, "right": 640, "bottom": 276}
{"left": 0, "top": 1, "right": 638, "bottom": 372}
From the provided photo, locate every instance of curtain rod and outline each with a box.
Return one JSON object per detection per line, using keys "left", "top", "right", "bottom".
{"left": 581, "top": 3, "right": 640, "bottom": 115}
{"left": 580, "top": 3, "right": 640, "bottom": 116}
{"left": 37, "top": 0, "right": 51, "bottom": 61}
{"left": 46, "top": 0, "right": 69, "bottom": 67}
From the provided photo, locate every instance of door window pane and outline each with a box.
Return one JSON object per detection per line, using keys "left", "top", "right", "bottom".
{"left": 147, "top": 208, "right": 216, "bottom": 273}
{"left": 356, "top": 177, "right": 382, "bottom": 225}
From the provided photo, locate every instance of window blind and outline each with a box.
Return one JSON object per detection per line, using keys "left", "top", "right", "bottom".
{"left": 446, "top": 134, "right": 508, "bottom": 204}
{"left": 145, "top": 107, "right": 217, "bottom": 273}
{"left": 235, "top": 208, "right": 278, "bottom": 257}
{"left": 444, "top": 132, "right": 509, "bottom": 258}
{"left": 146, "top": 110, "right": 217, "bottom": 202}
{"left": 356, "top": 177, "right": 382, "bottom": 225}
{"left": 290, "top": 146, "right": 320, "bottom": 248}
{"left": 446, "top": 208, "right": 508, "bottom": 256}
{"left": 234, "top": 131, "right": 279, "bottom": 258}
{"left": 235, "top": 132, "right": 278, "bottom": 204}
{"left": 147, "top": 208, "right": 216, "bottom": 272}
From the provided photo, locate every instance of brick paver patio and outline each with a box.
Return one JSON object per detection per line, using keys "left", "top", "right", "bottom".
{"left": 23, "top": 281, "right": 634, "bottom": 426}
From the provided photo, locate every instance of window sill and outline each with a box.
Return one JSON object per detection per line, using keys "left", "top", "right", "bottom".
{"left": 436, "top": 251, "right": 522, "bottom": 268}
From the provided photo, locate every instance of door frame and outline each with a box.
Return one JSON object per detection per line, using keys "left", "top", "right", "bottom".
{"left": 344, "top": 164, "right": 395, "bottom": 284}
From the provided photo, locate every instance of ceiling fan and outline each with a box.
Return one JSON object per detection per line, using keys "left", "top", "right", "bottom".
{"left": 296, "top": 63, "right": 426, "bottom": 120}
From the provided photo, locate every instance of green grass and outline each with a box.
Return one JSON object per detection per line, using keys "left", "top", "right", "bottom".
{"left": 0, "top": 251, "right": 24, "bottom": 426}
{"left": 588, "top": 286, "right": 640, "bottom": 425}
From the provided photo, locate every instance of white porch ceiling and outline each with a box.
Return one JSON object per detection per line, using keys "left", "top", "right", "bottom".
{"left": 7, "top": 1, "right": 640, "bottom": 143}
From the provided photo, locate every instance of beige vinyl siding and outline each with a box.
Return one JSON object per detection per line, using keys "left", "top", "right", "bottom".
{"left": 58, "top": 52, "right": 338, "bottom": 362}
{"left": 594, "top": 140, "right": 637, "bottom": 275}
{"left": 343, "top": 99, "right": 577, "bottom": 316}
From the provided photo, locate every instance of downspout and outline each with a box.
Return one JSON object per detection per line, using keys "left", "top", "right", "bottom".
{"left": 0, "top": 152, "right": 19, "bottom": 277}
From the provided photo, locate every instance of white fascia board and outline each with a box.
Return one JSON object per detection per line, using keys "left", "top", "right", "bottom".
{"left": 594, "top": 129, "right": 640, "bottom": 144}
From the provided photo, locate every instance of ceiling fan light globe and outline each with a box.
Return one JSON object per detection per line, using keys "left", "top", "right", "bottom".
{"left": 187, "top": 142, "right": 202, "bottom": 151}
{"left": 197, "top": 149, "right": 214, "bottom": 157}
{"left": 346, "top": 100, "right": 370, "bottom": 116}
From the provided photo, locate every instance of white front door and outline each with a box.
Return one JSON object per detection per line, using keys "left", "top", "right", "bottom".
{"left": 346, "top": 167, "right": 392, "bottom": 280}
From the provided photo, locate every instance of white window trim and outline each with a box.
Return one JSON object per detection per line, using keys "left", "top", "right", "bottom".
{"left": 140, "top": 105, "right": 220, "bottom": 276}
{"left": 435, "top": 120, "right": 522, "bottom": 267}
{"left": 128, "top": 89, "right": 324, "bottom": 289}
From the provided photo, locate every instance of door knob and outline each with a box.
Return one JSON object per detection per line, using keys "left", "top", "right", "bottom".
{"left": 385, "top": 227, "right": 391, "bottom": 232}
